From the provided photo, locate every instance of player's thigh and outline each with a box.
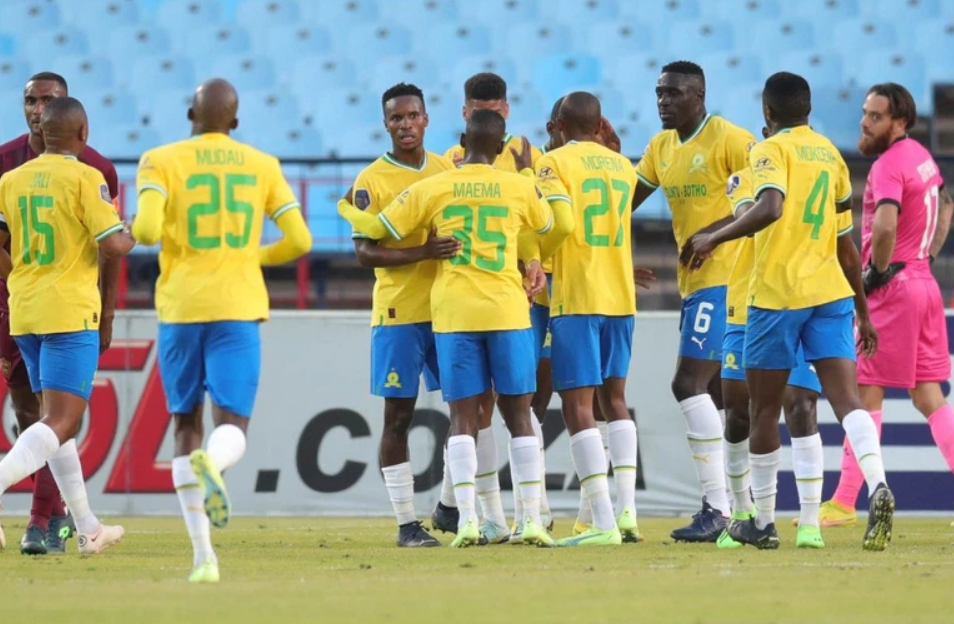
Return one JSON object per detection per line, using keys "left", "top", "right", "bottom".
{"left": 598, "top": 314, "right": 634, "bottom": 381}
{"left": 487, "top": 328, "right": 536, "bottom": 396}
{"left": 743, "top": 306, "right": 805, "bottom": 371}
{"left": 678, "top": 286, "right": 727, "bottom": 362}
{"left": 434, "top": 331, "right": 490, "bottom": 402}
{"left": 915, "top": 279, "right": 951, "bottom": 385}
{"left": 550, "top": 314, "right": 602, "bottom": 391}
{"left": 204, "top": 321, "right": 261, "bottom": 419}
{"left": 801, "top": 298, "right": 856, "bottom": 364}
{"left": 371, "top": 323, "right": 430, "bottom": 399}
{"left": 36, "top": 331, "right": 99, "bottom": 401}
{"left": 720, "top": 323, "right": 746, "bottom": 384}
{"left": 12, "top": 333, "right": 42, "bottom": 395}
{"left": 530, "top": 303, "right": 551, "bottom": 364}
{"left": 857, "top": 284, "right": 918, "bottom": 388}
{"left": 0, "top": 310, "right": 30, "bottom": 389}
{"left": 158, "top": 322, "right": 206, "bottom": 415}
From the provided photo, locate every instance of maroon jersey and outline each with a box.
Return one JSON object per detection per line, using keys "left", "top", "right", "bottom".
{"left": 0, "top": 133, "right": 119, "bottom": 310}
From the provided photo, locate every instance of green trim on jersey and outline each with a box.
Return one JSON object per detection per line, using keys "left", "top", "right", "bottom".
{"left": 382, "top": 152, "right": 429, "bottom": 172}
{"left": 679, "top": 114, "right": 712, "bottom": 145}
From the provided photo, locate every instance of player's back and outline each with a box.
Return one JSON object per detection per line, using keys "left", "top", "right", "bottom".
{"left": 538, "top": 140, "right": 637, "bottom": 317}
{"left": 861, "top": 138, "right": 944, "bottom": 275}
{"left": 749, "top": 126, "right": 854, "bottom": 310}
{"left": 0, "top": 155, "right": 121, "bottom": 335}
{"left": 138, "top": 133, "right": 298, "bottom": 323}
{"left": 444, "top": 134, "right": 542, "bottom": 173}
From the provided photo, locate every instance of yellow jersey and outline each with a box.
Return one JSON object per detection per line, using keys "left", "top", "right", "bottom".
{"left": 748, "top": 126, "right": 854, "bottom": 310}
{"left": 377, "top": 164, "right": 552, "bottom": 333}
{"left": 443, "top": 133, "right": 542, "bottom": 173}
{"left": 352, "top": 151, "right": 454, "bottom": 326}
{"left": 535, "top": 141, "right": 638, "bottom": 317}
{"left": 635, "top": 114, "right": 755, "bottom": 298}
{"left": 136, "top": 133, "right": 300, "bottom": 323}
{"left": 0, "top": 154, "right": 123, "bottom": 335}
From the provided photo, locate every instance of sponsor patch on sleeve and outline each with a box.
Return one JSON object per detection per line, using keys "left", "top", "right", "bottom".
{"left": 100, "top": 183, "right": 112, "bottom": 203}
{"left": 354, "top": 189, "right": 371, "bottom": 210}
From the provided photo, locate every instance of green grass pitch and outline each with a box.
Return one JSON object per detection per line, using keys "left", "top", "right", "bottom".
{"left": 2, "top": 516, "right": 951, "bottom": 624}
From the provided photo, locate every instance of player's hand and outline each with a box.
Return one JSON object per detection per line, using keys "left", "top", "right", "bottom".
{"left": 423, "top": 228, "right": 461, "bottom": 260}
{"left": 596, "top": 116, "right": 622, "bottom": 153}
{"left": 856, "top": 315, "right": 878, "bottom": 359}
{"left": 510, "top": 136, "right": 534, "bottom": 172}
{"left": 451, "top": 151, "right": 465, "bottom": 167}
{"left": 681, "top": 233, "right": 716, "bottom": 271}
{"left": 634, "top": 267, "right": 656, "bottom": 289}
{"left": 523, "top": 259, "right": 547, "bottom": 298}
{"left": 861, "top": 261, "right": 906, "bottom": 295}
{"left": 99, "top": 312, "right": 114, "bottom": 354}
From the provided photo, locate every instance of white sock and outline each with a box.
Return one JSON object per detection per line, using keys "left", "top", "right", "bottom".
{"left": 530, "top": 418, "right": 550, "bottom": 518}
{"left": 439, "top": 446, "right": 457, "bottom": 507}
{"left": 680, "top": 394, "right": 730, "bottom": 515}
{"left": 608, "top": 419, "right": 638, "bottom": 515}
{"left": 47, "top": 439, "right": 99, "bottom": 535}
{"left": 750, "top": 448, "right": 781, "bottom": 530}
{"left": 791, "top": 434, "right": 824, "bottom": 529}
{"left": 0, "top": 421, "right": 59, "bottom": 493}
{"left": 596, "top": 420, "right": 610, "bottom": 460}
{"left": 447, "top": 435, "right": 478, "bottom": 527}
{"left": 569, "top": 428, "right": 615, "bottom": 531}
{"left": 842, "top": 409, "right": 888, "bottom": 493}
{"left": 725, "top": 439, "right": 753, "bottom": 514}
{"left": 475, "top": 427, "right": 506, "bottom": 528}
{"left": 578, "top": 421, "right": 609, "bottom": 527}
{"left": 206, "top": 423, "right": 247, "bottom": 473}
{"left": 382, "top": 462, "right": 417, "bottom": 526}
{"left": 510, "top": 436, "right": 542, "bottom": 525}
{"left": 172, "top": 455, "right": 215, "bottom": 567}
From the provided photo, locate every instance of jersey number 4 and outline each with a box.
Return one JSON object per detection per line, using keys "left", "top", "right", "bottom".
{"left": 186, "top": 173, "right": 256, "bottom": 250}
{"left": 17, "top": 195, "right": 55, "bottom": 266}
{"left": 803, "top": 171, "right": 829, "bottom": 240}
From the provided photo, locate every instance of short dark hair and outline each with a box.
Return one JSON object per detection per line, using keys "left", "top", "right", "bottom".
{"left": 763, "top": 71, "right": 811, "bottom": 122}
{"left": 464, "top": 72, "right": 507, "bottom": 101}
{"left": 467, "top": 108, "right": 506, "bottom": 135}
{"left": 867, "top": 82, "right": 917, "bottom": 130}
{"left": 549, "top": 96, "right": 565, "bottom": 122}
{"left": 661, "top": 60, "right": 705, "bottom": 87}
{"left": 381, "top": 82, "right": 425, "bottom": 111}
{"left": 28, "top": 71, "right": 68, "bottom": 92}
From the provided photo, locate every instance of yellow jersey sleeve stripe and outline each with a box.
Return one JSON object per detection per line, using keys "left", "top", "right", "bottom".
{"left": 837, "top": 190, "right": 853, "bottom": 204}
{"left": 545, "top": 194, "right": 571, "bottom": 203}
{"left": 378, "top": 213, "right": 403, "bottom": 241}
{"left": 95, "top": 223, "right": 125, "bottom": 242}
{"left": 351, "top": 231, "right": 370, "bottom": 240}
{"left": 755, "top": 183, "right": 786, "bottom": 198}
{"left": 636, "top": 173, "right": 658, "bottom": 189}
{"left": 837, "top": 223, "right": 854, "bottom": 237}
{"left": 138, "top": 183, "right": 167, "bottom": 197}
{"left": 536, "top": 213, "right": 553, "bottom": 235}
{"left": 732, "top": 198, "right": 755, "bottom": 216}
{"left": 271, "top": 202, "right": 300, "bottom": 220}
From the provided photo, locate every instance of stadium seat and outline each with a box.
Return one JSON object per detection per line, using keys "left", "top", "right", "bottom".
{"left": 586, "top": 20, "right": 654, "bottom": 64}
{"left": 130, "top": 55, "right": 196, "bottom": 95}
{"left": 84, "top": 90, "right": 140, "bottom": 139}
{"left": 22, "top": 29, "right": 89, "bottom": 74}
{"left": 0, "top": 0, "right": 61, "bottom": 35}
{"left": 776, "top": 51, "right": 845, "bottom": 91}
{"left": 157, "top": 0, "right": 223, "bottom": 47}
{"left": 71, "top": 0, "right": 141, "bottom": 49}
{"left": 0, "top": 33, "right": 13, "bottom": 57}
{"left": 94, "top": 125, "right": 162, "bottom": 159}
{"left": 913, "top": 19, "right": 954, "bottom": 71}
{"left": 532, "top": 54, "right": 603, "bottom": 102}
{"left": 716, "top": 81, "right": 765, "bottom": 138}
{"left": 0, "top": 59, "right": 30, "bottom": 92}
{"left": 251, "top": 124, "right": 322, "bottom": 158}
{"left": 856, "top": 51, "right": 929, "bottom": 112}
{"left": 345, "top": 25, "right": 413, "bottom": 72}
{"left": 421, "top": 89, "right": 461, "bottom": 131}
{"left": 236, "top": 0, "right": 301, "bottom": 29}
{"left": 177, "top": 25, "right": 252, "bottom": 75}
{"left": 456, "top": 0, "right": 537, "bottom": 24}
{"left": 620, "top": 0, "right": 699, "bottom": 23}
{"left": 49, "top": 57, "right": 115, "bottom": 92}
{"left": 427, "top": 24, "right": 492, "bottom": 60}
{"left": 370, "top": 56, "right": 440, "bottom": 94}
{"left": 449, "top": 55, "right": 519, "bottom": 93}
{"left": 702, "top": 0, "right": 781, "bottom": 20}
{"left": 424, "top": 124, "right": 462, "bottom": 153}
{"left": 290, "top": 54, "right": 357, "bottom": 98}
{"left": 577, "top": 84, "right": 627, "bottom": 125}
{"left": 335, "top": 124, "right": 393, "bottom": 157}
{"left": 699, "top": 52, "right": 763, "bottom": 106}
{"left": 299, "top": 0, "right": 379, "bottom": 27}
{"left": 108, "top": 26, "right": 172, "bottom": 68}
{"left": 505, "top": 89, "right": 545, "bottom": 129}
{"left": 783, "top": 0, "right": 858, "bottom": 19}
{"left": 866, "top": 0, "right": 940, "bottom": 23}
{"left": 508, "top": 23, "right": 573, "bottom": 75}
{"left": 614, "top": 121, "right": 652, "bottom": 156}
{"left": 748, "top": 19, "right": 816, "bottom": 54}
{"left": 307, "top": 87, "right": 382, "bottom": 133}
{"left": 610, "top": 52, "right": 669, "bottom": 100}
{"left": 261, "top": 26, "right": 332, "bottom": 75}
{"left": 379, "top": 0, "right": 458, "bottom": 28}
{"left": 833, "top": 20, "right": 898, "bottom": 73}
{"left": 667, "top": 20, "right": 735, "bottom": 59}
{"left": 240, "top": 90, "right": 302, "bottom": 134}
{"left": 308, "top": 197, "right": 354, "bottom": 253}
{"left": 209, "top": 55, "right": 277, "bottom": 91}
{"left": 811, "top": 86, "right": 867, "bottom": 150}
{"left": 140, "top": 88, "right": 193, "bottom": 143}
{"left": 555, "top": 0, "right": 619, "bottom": 23}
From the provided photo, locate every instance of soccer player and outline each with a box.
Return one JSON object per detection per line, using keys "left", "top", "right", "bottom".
{"left": 340, "top": 109, "right": 564, "bottom": 547}
{"left": 345, "top": 83, "right": 457, "bottom": 547}
{"left": 0, "top": 71, "right": 121, "bottom": 555}
{"left": 0, "top": 96, "right": 134, "bottom": 555}
{"left": 631, "top": 61, "right": 755, "bottom": 541}
{"left": 820, "top": 83, "right": 954, "bottom": 527}
{"left": 133, "top": 79, "right": 312, "bottom": 581}
{"left": 682, "top": 72, "right": 894, "bottom": 551}
{"left": 533, "top": 92, "right": 640, "bottom": 546}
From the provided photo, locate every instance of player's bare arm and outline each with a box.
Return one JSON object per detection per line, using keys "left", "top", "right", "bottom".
{"left": 510, "top": 136, "right": 534, "bottom": 172}
{"left": 677, "top": 215, "right": 734, "bottom": 267}
{"left": 99, "top": 224, "right": 136, "bottom": 259}
{"left": 353, "top": 229, "right": 460, "bottom": 268}
{"left": 630, "top": 181, "right": 656, "bottom": 212}
{"left": 929, "top": 186, "right": 953, "bottom": 260}
{"left": 682, "top": 189, "right": 783, "bottom": 269}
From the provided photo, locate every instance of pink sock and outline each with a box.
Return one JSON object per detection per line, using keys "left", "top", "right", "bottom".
{"left": 928, "top": 404, "right": 954, "bottom": 473}
{"left": 832, "top": 409, "right": 883, "bottom": 509}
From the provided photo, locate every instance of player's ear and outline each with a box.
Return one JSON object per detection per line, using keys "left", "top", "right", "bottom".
{"left": 79, "top": 121, "right": 88, "bottom": 144}
{"left": 422, "top": 112, "right": 429, "bottom": 128}
{"left": 501, "top": 101, "right": 510, "bottom": 120}
{"left": 230, "top": 117, "right": 238, "bottom": 131}
{"left": 496, "top": 139, "right": 504, "bottom": 156}
{"left": 187, "top": 107, "right": 195, "bottom": 122}
{"left": 459, "top": 133, "right": 466, "bottom": 150}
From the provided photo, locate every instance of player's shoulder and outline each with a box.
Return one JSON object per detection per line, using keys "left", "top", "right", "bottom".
{"left": 427, "top": 151, "right": 455, "bottom": 171}
{"left": 0, "top": 133, "right": 29, "bottom": 158}
{"left": 356, "top": 155, "right": 391, "bottom": 180}
{"left": 443, "top": 144, "right": 463, "bottom": 160}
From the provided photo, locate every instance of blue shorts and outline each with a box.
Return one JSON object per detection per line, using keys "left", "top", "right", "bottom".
{"left": 158, "top": 321, "right": 261, "bottom": 418}
{"left": 744, "top": 297, "right": 855, "bottom": 370}
{"left": 722, "top": 323, "right": 821, "bottom": 393}
{"left": 370, "top": 322, "right": 440, "bottom": 398}
{"left": 434, "top": 329, "right": 536, "bottom": 402}
{"left": 550, "top": 314, "right": 634, "bottom": 391}
{"left": 15, "top": 331, "right": 99, "bottom": 400}
{"left": 679, "top": 285, "right": 727, "bottom": 361}
{"left": 530, "top": 303, "right": 551, "bottom": 362}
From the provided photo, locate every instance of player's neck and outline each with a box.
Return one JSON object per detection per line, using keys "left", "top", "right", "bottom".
{"left": 387, "top": 146, "right": 426, "bottom": 169}
{"left": 191, "top": 125, "right": 230, "bottom": 137}
{"left": 43, "top": 142, "right": 81, "bottom": 157}
{"left": 28, "top": 132, "right": 45, "bottom": 156}
{"left": 677, "top": 110, "right": 708, "bottom": 141}
{"left": 461, "top": 153, "right": 495, "bottom": 166}
{"left": 563, "top": 131, "right": 598, "bottom": 144}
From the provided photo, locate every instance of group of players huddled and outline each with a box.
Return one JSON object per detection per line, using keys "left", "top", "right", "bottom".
{"left": 339, "top": 63, "right": 954, "bottom": 553}
{"left": 0, "top": 56, "right": 951, "bottom": 583}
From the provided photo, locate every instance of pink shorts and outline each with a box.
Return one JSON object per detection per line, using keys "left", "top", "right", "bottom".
{"left": 857, "top": 276, "right": 951, "bottom": 388}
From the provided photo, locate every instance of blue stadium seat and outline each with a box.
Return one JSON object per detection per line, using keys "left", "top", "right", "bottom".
{"left": 866, "top": 0, "right": 940, "bottom": 23}
{"left": 236, "top": 0, "right": 301, "bottom": 29}
{"left": 615, "top": 122, "right": 652, "bottom": 156}
{"left": 345, "top": 25, "right": 413, "bottom": 71}
{"left": 699, "top": 52, "right": 763, "bottom": 106}
{"left": 783, "top": 0, "right": 858, "bottom": 19}
{"left": 240, "top": 90, "right": 302, "bottom": 136}
{"left": 702, "top": 0, "right": 780, "bottom": 19}
{"left": 505, "top": 89, "right": 545, "bottom": 129}
{"left": 749, "top": 19, "right": 816, "bottom": 54}
{"left": 586, "top": 20, "right": 654, "bottom": 63}
{"left": 422, "top": 89, "right": 461, "bottom": 131}
{"left": 178, "top": 25, "right": 252, "bottom": 76}
{"left": 583, "top": 85, "right": 627, "bottom": 125}
{"left": 556, "top": 0, "right": 619, "bottom": 23}
{"left": 913, "top": 19, "right": 954, "bottom": 76}
{"left": 507, "top": 23, "right": 573, "bottom": 72}
{"left": 456, "top": 0, "right": 537, "bottom": 24}
{"left": 108, "top": 26, "right": 172, "bottom": 67}
{"left": 72, "top": 0, "right": 141, "bottom": 50}
{"left": 380, "top": 0, "right": 458, "bottom": 28}
{"left": 0, "top": 93, "right": 24, "bottom": 140}
{"left": 130, "top": 55, "right": 196, "bottom": 94}
{"left": 0, "top": 59, "right": 30, "bottom": 92}
{"left": 621, "top": 0, "right": 699, "bottom": 23}
{"left": 857, "top": 51, "right": 929, "bottom": 112}
{"left": 290, "top": 55, "right": 357, "bottom": 99}
{"left": 428, "top": 24, "right": 492, "bottom": 60}
{"left": 425, "top": 125, "right": 463, "bottom": 154}
{"left": 335, "top": 124, "right": 392, "bottom": 157}
{"left": 84, "top": 90, "right": 140, "bottom": 139}
{"left": 22, "top": 29, "right": 89, "bottom": 74}
{"left": 370, "top": 56, "right": 440, "bottom": 93}
{"left": 94, "top": 125, "right": 162, "bottom": 159}
{"left": 261, "top": 25, "right": 332, "bottom": 65}
{"left": 252, "top": 124, "right": 322, "bottom": 158}
{"left": 0, "top": 33, "right": 13, "bottom": 56}
{"left": 811, "top": 86, "right": 866, "bottom": 150}
{"left": 449, "top": 55, "right": 519, "bottom": 93}
{"left": 307, "top": 189, "right": 353, "bottom": 253}
{"left": 610, "top": 52, "right": 669, "bottom": 100}
{"left": 0, "top": 0, "right": 61, "bottom": 35}
{"left": 49, "top": 57, "right": 116, "bottom": 92}
{"left": 299, "top": 0, "right": 378, "bottom": 27}
{"left": 532, "top": 54, "right": 602, "bottom": 102}
{"left": 777, "top": 51, "right": 845, "bottom": 91}
{"left": 157, "top": 0, "right": 223, "bottom": 48}
{"left": 833, "top": 20, "right": 898, "bottom": 73}
{"left": 308, "top": 87, "right": 382, "bottom": 134}
{"left": 210, "top": 55, "right": 277, "bottom": 91}
{"left": 716, "top": 82, "right": 765, "bottom": 138}
{"left": 667, "top": 20, "right": 735, "bottom": 59}
{"left": 140, "top": 88, "right": 193, "bottom": 143}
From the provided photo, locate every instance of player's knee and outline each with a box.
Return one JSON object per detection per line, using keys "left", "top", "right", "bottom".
{"left": 383, "top": 402, "right": 415, "bottom": 436}
{"left": 671, "top": 373, "right": 699, "bottom": 402}
{"left": 784, "top": 396, "right": 817, "bottom": 437}
{"left": 911, "top": 392, "right": 943, "bottom": 419}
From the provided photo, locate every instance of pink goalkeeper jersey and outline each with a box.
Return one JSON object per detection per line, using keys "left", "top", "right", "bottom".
{"left": 861, "top": 137, "right": 945, "bottom": 278}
